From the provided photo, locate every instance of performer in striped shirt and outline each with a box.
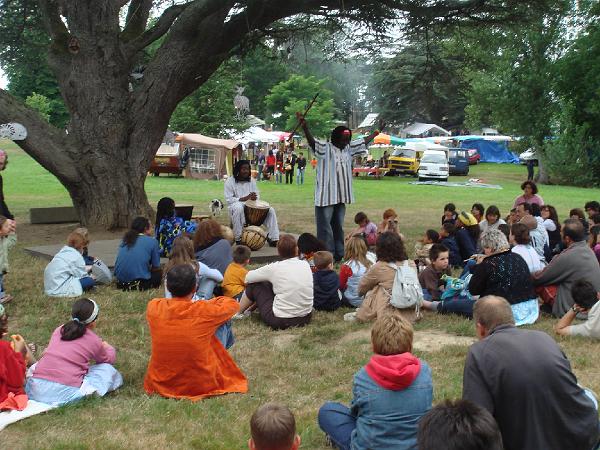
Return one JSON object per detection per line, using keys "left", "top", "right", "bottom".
{"left": 296, "top": 112, "right": 384, "bottom": 261}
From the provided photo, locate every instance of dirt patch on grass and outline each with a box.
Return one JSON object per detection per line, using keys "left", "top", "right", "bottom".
{"left": 339, "top": 328, "right": 475, "bottom": 352}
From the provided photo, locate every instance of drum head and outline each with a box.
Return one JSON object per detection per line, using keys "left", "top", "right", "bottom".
{"left": 245, "top": 199, "right": 270, "bottom": 209}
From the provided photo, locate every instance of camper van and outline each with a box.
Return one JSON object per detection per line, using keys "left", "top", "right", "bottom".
{"left": 388, "top": 147, "right": 422, "bottom": 175}
{"left": 418, "top": 150, "right": 449, "bottom": 182}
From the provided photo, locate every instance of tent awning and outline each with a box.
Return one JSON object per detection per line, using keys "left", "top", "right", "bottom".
{"left": 402, "top": 122, "right": 450, "bottom": 136}
{"left": 176, "top": 133, "right": 240, "bottom": 150}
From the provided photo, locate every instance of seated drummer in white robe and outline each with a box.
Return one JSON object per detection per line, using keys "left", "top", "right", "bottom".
{"left": 224, "top": 160, "right": 280, "bottom": 246}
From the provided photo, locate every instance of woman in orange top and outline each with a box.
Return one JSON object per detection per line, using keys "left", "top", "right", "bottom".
{"left": 144, "top": 264, "right": 247, "bottom": 401}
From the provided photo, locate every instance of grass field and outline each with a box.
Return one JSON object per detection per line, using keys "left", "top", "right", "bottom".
{"left": 1, "top": 139, "right": 600, "bottom": 449}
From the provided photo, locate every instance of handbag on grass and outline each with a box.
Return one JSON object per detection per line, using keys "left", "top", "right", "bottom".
{"left": 388, "top": 261, "right": 423, "bottom": 317}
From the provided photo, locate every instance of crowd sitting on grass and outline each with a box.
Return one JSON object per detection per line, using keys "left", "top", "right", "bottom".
{"left": 3, "top": 180, "right": 600, "bottom": 449}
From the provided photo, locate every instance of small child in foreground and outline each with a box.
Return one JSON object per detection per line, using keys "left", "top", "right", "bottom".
{"left": 347, "top": 212, "right": 377, "bottom": 246}
{"left": 414, "top": 229, "right": 440, "bottom": 271}
{"left": 313, "top": 251, "right": 342, "bottom": 311}
{"left": 249, "top": 403, "right": 301, "bottom": 450}
{"left": 340, "top": 237, "right": 373, "bottom": 308}
{"left": 222, "top": 245, "right": 251, "bottom": 300}
{"left": 0, "top": 216, "right": 16, "bottom": 304}
{"left": 419, "top": 244, "right": 451, "bottom": 301}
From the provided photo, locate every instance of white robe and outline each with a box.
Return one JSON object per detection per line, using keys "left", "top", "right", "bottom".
{"left": 224, "top": 177, "right": 279, "bottom": 241}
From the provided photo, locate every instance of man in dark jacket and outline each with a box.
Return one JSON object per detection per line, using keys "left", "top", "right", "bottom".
{"left": 312, "top": 251, "right": 341, "bottom": 311}
{"left": 463, "top": 296, "right": 599, "bottom": 450}
{"left": 0, "top": 150, "right": 13, "bottom": 220}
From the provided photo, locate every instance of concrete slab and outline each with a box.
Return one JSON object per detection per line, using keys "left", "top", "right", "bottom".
{"left": 25, "top": 236, "right": 288, "bottom": 268}
{"left": 30, "top": 207, "right": 79, "bottom": 224}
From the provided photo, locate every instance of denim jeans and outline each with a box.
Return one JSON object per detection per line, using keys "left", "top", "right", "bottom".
{"left": 257, "top": 164, "right": 263, "bottom": 181}
{"left": 316, "top": 203, "right": 346, "bottom": 261}
{"left": 275, "top": 171, "right": 283, "bottom": 184}
{"left": 318, "top": 402, "right": 356, "bottom": 450}
{"left": 79, "top": 276, "right": 95, "bottom": 291}
{"left": 297, "top": 168, "right": 305, "bottom": 185}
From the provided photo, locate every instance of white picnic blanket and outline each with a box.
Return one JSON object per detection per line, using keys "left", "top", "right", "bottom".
{"left": 0, "top": 400, "right": 57, "bottom": 431}
{"left": 409, "top": 180, "right": 503, "bottom": 189}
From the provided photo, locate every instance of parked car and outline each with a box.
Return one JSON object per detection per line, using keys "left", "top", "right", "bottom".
{"left": 388, "top": 147, "right": 422, "bottom": 175}
{"left": 418, "top": 150, "right": 449, "bottom": 182}
{"left": 466, "top": 148, "right": 481, "bottom": 165}
{"left": 448, "top": 148, "right": 470, "bottom": 175}
{"left": 519, "top": 148, "right": 538, "bottom": 165}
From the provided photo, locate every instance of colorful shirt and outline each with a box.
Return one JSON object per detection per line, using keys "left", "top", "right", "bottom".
{"left": 156, "top": 216, "right": 198, "bottom": 257}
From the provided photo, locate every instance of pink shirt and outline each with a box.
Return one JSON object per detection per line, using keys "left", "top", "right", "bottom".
{"left": 33, "top": 326, "right": 116, "bottom": 387}
{"left": 513, "top": 194, "right": 544, "bottom": 208}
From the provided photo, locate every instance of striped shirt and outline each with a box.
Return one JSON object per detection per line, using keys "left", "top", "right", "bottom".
{"left": 312, "top": 139, "right": 367, "bottom": 207}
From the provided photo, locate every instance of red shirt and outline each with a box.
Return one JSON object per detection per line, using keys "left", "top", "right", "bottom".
{"left": 266, "top": 155, "right": 276, "bottom": 166}
{"left": 0, "top": 340, "right": 26, "bottom": 402}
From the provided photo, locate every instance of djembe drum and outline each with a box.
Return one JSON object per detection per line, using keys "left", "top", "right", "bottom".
{"left": 244, "top": 199, "right": 270, "bottom": 226}
{"left": 240, "top": 225, "right": 267, "bottom": 250}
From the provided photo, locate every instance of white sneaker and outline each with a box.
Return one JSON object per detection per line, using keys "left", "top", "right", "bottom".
{"left": 344, "top": 312, "right": 357, "bottom": 322}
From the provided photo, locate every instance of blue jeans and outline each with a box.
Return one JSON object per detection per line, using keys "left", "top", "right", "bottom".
{"left": 257, "top": 164, "right": 263, "bottom": 181}
{"left": 79, "top": 276, "right": 95, "bottom": 291}
{"left": 197, "top": 279, "right": 217, "bottom": 300}
{"left": 315, "top": 203, "right": 346, "bottom": 261}
{"left": 437, "top": 298, "right": 475, "bottom": 318}
{"left": 318, "top": 402, "right": 356, "bottom": 450}
{"left": 275, "top": 171, "right": 283, "bottom": 184}
{"left": 297, "top": 168, "right": 305, "bottom": 185}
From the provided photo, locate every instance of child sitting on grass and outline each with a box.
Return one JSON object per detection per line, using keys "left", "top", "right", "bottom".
{"left": 414, "top": 229, "right": 440, "bottom": 271}
{"left": 297, "top": 232, "right": 326, "bottom": 273}
{"left": 0, "top": 216, "right": 16, "bottom": 305}
{"left": 26, "top": 298, "right": 122, "bottom": 406}
{"left": 44, "top": 229, "right": 96, "bottom": 297}
{"left": 442, "top": 203, "right": 458, "bottom": 224}
{"left": 313, "top": 251, "right": 342, "bottom": 311}
{"left": 318, "top": 307, "right": 433, "bottom": 449}
{"left": 164, "top": 236, "right": 223, "bottom": 300}
{"left": 347, "top": 212, "right": 378, "bottom": 246}
{"left": 377, "top": 208, "right": 398, "bottom": 234}
{"left": 439, "top": 222, "right": 462, "bottom": 268}
{"left": 0, "top": 304, "right": 35, "bottom": 410}
{"left": 249, "top": 403, "right": 301, "bottom": 450}
{"left": 340, "top": 237, "right": 373, "bottom": 308}
{"left": 222, "top": 245, "right": 251, "bottom": 300}
{"left": 419, "top": 244, "right": 451, "bottom": 301}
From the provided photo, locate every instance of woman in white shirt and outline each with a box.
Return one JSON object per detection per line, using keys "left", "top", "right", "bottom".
{"left": 236, "top": 234, "right": 313, "bottom": 330}
{"left": 510, "top": 223, "right": 545, "bottom": 273}
{"left": 479, "top": 205, "right": 506, "bottom": 234}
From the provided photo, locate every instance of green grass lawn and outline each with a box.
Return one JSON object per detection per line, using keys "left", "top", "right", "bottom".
{"left": 1, "top": 139, "right": 600, "bottom": 449}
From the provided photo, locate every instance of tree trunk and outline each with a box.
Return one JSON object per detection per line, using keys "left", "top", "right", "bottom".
{"left": 535, "top": 158, "right": 550, "bottom": 184}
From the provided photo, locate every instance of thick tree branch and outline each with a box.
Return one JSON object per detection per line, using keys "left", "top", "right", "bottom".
{"left": 121, "top": 0, "right": 153, "bottom": 42}
{"left": 36, "top": 0, "right": 69, "bottom": 42}
{"left": 124, "top": 3, "right": 189, "bottom": 55}
{"left": 0, "top": 89, "right": 80, "bottom": 184}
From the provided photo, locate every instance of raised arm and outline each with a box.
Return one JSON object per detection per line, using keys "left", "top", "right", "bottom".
{"left": 296, "top": 112, "right": 315, "bottom": 151}
{"left": 363, "top": 119, "right": 387, "bottom": 146}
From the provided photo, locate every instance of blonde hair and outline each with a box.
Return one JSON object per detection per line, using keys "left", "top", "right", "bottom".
{"left": 250, "top": 403, "right": 296, "bottom": 450}
{"left": 383, "top": 208, "right": 397, "bottom": 220}
{"left": 371, "top": 306, "right": 413, "bottom": 355}
{"left": 164, "top": 236, "right": 199, "bottom": 278}
{"left": 343, "top": 236, "right": 372, "bottom": 269}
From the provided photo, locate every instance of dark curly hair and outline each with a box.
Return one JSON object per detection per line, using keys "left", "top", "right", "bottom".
{"left": 375, "top": 232, "right": 407, "bottom": 262}
{"left": 520, "top": 180, "right": 538, "bottom": 195}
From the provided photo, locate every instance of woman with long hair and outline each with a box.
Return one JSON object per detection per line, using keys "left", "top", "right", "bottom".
{"left": 114, "top": 217, "right": 162, "bottom": 290}
{"left": 154, "top": 197, "right": 198, "bottom": 257}
{"left": 193, "top": 219, "right": 233, "bottom": 276}
{"left": 340, "top": 237, "right": 373, "bottom": 307}
{"left": 541, "top": 205, "right": 562, "bottom": 254}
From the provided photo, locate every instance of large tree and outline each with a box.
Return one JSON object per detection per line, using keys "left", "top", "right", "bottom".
{"left": 0, "top": 0, "right": 551, "bottom": 228}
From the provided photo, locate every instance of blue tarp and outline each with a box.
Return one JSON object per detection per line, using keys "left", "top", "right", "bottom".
{"left": 459, "top": 139, "right": 519, "bottom": 164}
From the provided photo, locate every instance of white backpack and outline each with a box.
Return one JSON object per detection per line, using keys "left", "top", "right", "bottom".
{"left": 388, "top": 261, "right": 423, "bottom": 317}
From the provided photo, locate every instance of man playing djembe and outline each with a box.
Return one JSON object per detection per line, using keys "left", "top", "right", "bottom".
{"left": 224, "top": 160, "right": 280, "bottom": 246}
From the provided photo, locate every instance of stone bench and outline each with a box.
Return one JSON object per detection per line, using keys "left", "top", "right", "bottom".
{"left": 30, "top": 207, "right": 79, "bottom": 224}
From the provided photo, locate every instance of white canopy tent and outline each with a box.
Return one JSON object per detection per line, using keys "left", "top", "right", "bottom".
{"left": 401, "top": 122, "right": 450, "bottom": 137}
{"left": 231, "top": 126, "right": 280, "bottom": 145}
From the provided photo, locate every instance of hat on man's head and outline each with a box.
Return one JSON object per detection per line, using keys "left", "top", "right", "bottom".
{"left": 458, "top": 211, "right": 478, "bottom": 227}
{"left": 520, "top": 215, "right": 538, "bottom": 231}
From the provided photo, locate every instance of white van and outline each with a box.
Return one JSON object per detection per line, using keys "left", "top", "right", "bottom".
{"left": 418, "top": 150, "right": 449, "bottom": 182}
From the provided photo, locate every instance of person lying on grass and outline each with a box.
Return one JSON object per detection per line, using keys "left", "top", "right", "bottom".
{"left": 318, "top": 306, "right": 432, "bottom": 450}
{"left": 26, "top": 298, "right": 122, "bottom": 406}
{"left": 144, "top": 264, "right": 247, "bottom": 401}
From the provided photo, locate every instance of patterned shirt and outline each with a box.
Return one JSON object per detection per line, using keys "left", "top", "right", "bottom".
{"left": 312, "top": 139, "right": 367, "bottom": 207}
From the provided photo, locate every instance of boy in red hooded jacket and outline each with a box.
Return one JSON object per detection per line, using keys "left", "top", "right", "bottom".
{"left": 318, "top": 306, "right": 433, "bottom": 450}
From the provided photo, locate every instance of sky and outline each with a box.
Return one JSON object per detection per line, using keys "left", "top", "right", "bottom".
{"left": 0, "top": 68, "right": 7, "bottom": 89}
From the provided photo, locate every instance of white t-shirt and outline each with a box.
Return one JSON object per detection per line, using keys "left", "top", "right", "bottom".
{"left": 245, "top": 257, "right": 313, "bottom": 318}
{"left": 570, "top": 302, "right": 600, "bottom": 339}
{"left": 512, "top": 244, "right": 545, "bottom": 273}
